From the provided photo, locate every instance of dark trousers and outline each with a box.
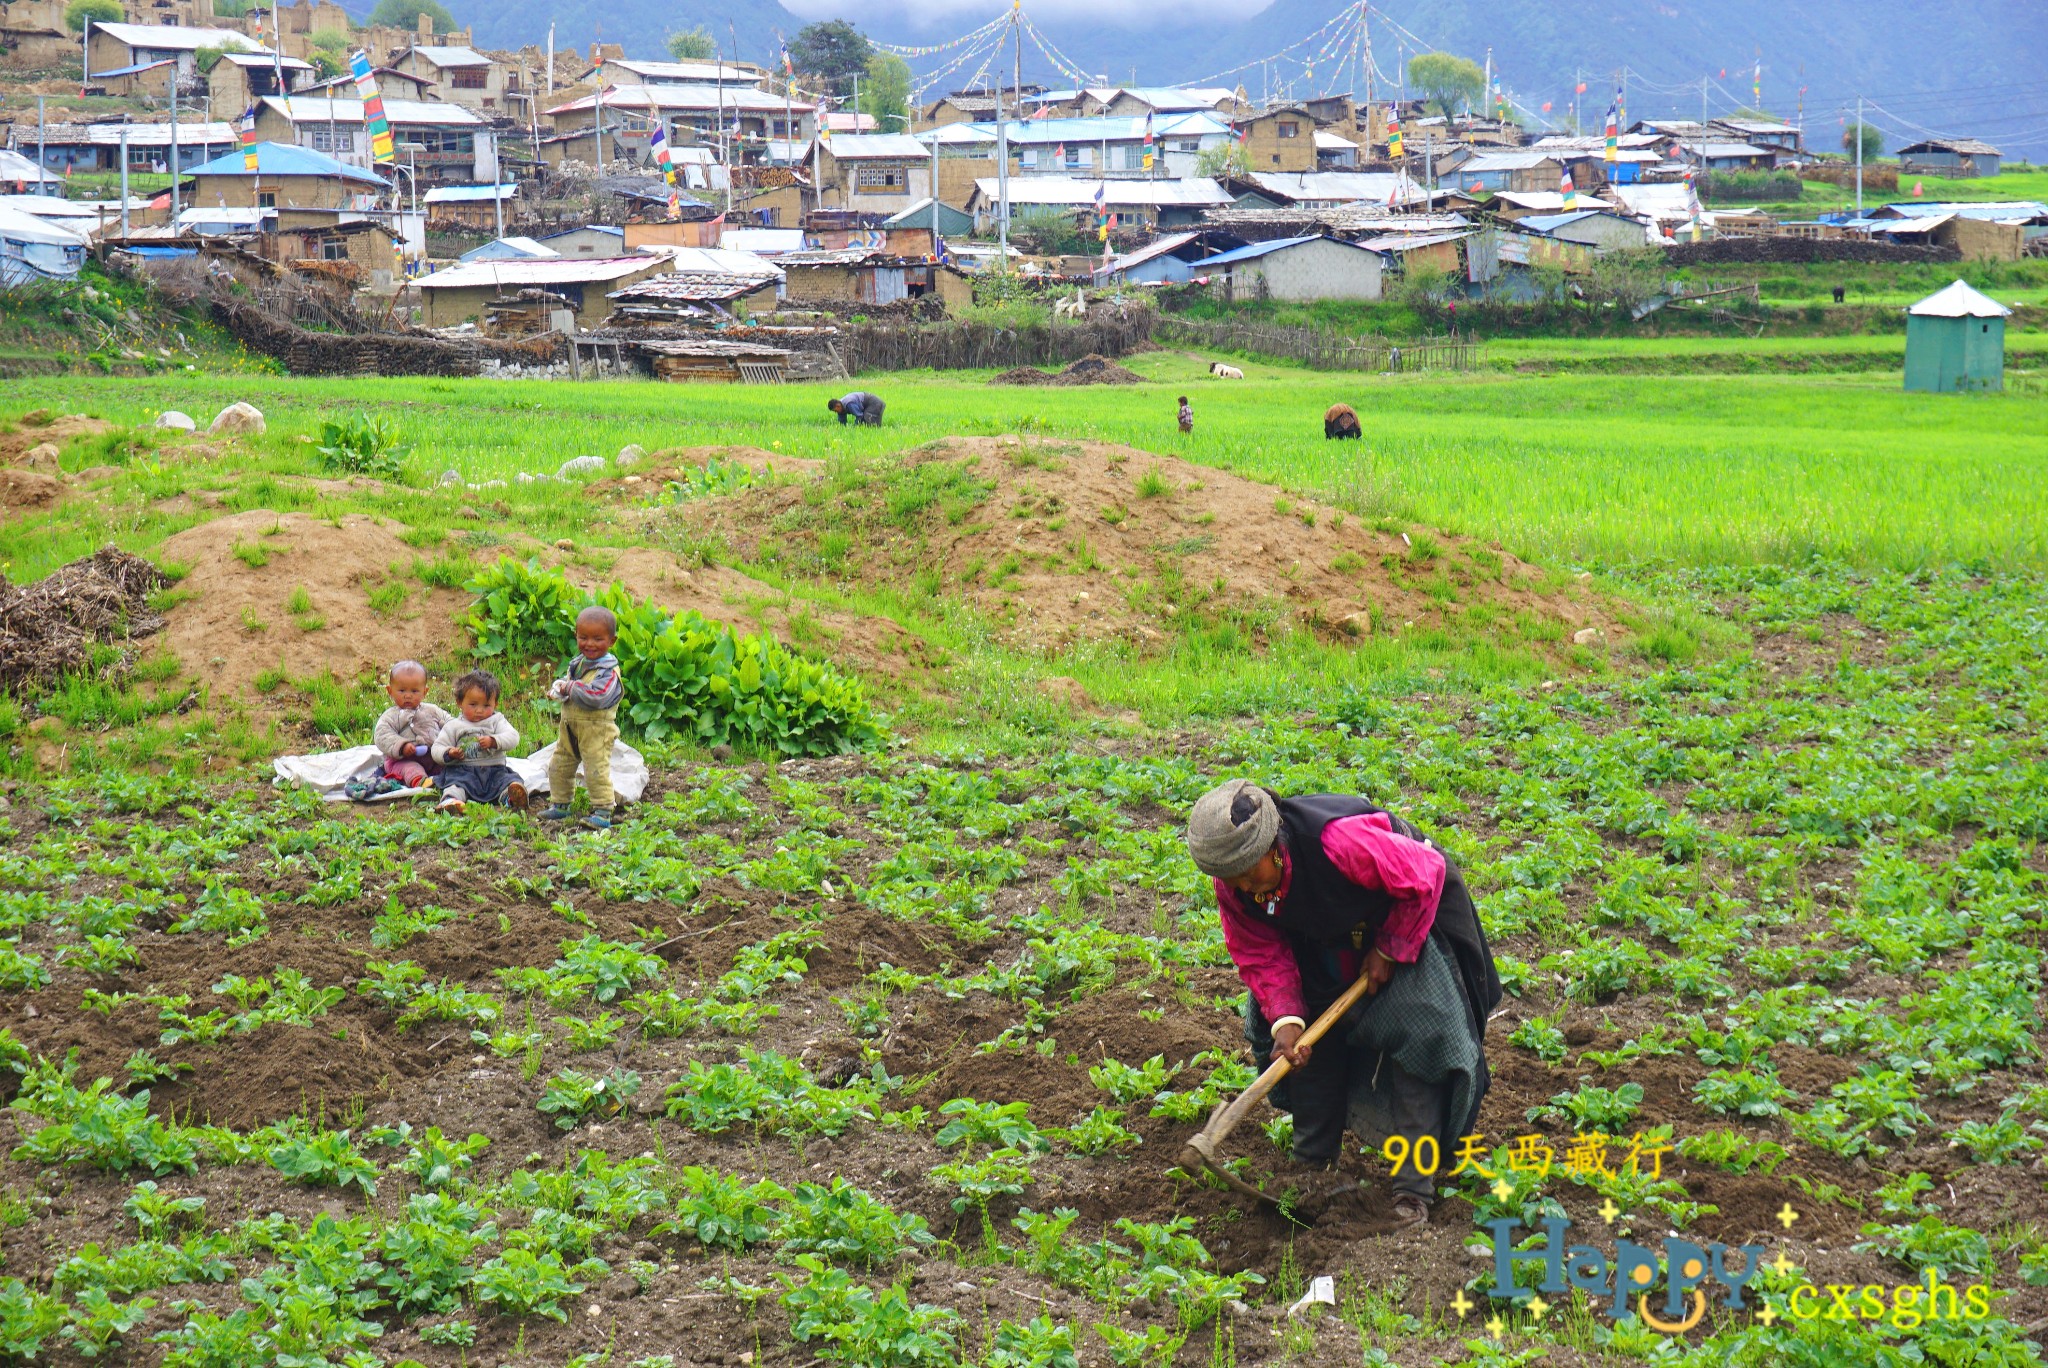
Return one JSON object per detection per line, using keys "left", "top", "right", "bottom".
{"left": 440, "top": 763, "right": 519, "bottom": 805}
{"left": 1250, "top": 1002, "right": 1447, "bottom": 1200}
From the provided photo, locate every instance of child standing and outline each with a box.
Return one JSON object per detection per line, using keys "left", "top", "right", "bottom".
{"left": 432, "top": 670, "right": 526, "bottom": 814}
{"left": 1177, "top": 395, "right": 1194, "bottom": 434}
{"left": 360, "top": 659, "right": 447, "bottom": 799}
{"left": 540, "top": 606, "right": 623, "bottom": 830}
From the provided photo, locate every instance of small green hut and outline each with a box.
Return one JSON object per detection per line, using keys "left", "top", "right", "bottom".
{"left": 1904, "top": 279, "right": 2010, "bottom": 393}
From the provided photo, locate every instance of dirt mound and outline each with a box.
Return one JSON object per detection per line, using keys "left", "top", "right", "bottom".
{"left": 155, "top": 511, "right": 469, "bottom": 698}
{"left": 573, "top": 547, "right": 940, "bottom": 681}
{"left": 989, "top": 354, "right": 1145, "bottom": 387}
{"left": 988, "top": 366, "right": 1056, "bottom": 386}
{"left": 0, "top": 468, "right": 64, "bottom": 509}
{"left": 582, "top": 445, "right": 823, "bottom": 500}
{"left": 0, "top": 410, "right": 113, "bottom": 461}
{"left": 0, "top": 546, "right": 169, "bottom": 694}
{"left": 669, "top": 436, "right": 1618, "bottom": 657}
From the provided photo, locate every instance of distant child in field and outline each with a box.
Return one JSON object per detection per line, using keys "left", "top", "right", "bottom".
{"left": 540, "top": 606, "right": 623, "bottom": 830}
{"left": 359, "top": 659, "right": 447, "bottom": 799}
{"left": 432, "top": 669, "right": 525, "bottom": 814}
{"left": 1177, "top": 395, "right": 1193, "bottom": 434}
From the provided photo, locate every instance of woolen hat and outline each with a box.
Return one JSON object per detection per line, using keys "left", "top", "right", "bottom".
{"left": 1186, "top": 779, "right": 1279, "bottom": 878}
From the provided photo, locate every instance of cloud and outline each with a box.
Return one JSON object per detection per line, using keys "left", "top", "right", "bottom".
{"left": 780, "top": 0, "right": 1260, "bottom": 32}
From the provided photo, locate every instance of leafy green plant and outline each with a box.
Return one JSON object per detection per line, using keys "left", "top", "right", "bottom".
{"left": 60, "top": 1287, "right": 153, "bottom": 1360}
{"left": 471, "top": 1248, "right": 584, "bottom": 1321}
{"left": 315, "top": 412, "right": 412, "bottom": 478}
{"left": 778, "top": 1256, "right": 959, "bottom": 1366}
{"left": 269, "top": 1129, "right": 379, "bottom": 1195}
{"left": 1088, "top": 1055, "right": 1178, "bottom": 1104}
{"left": 465, "top": 559, "right": 883, "bottom": 755}
{"left": 537, "top": 1068, "right": 640, "bottom": 1129}
{"left": 989, "top": 1315, "right": 1081, "bottom": 1368}
{"left": 1527, "top": 1080, "right": 1643, "bottom": 1132}
{"left": 651, "top": 1167, "right": 788, "bottom": 1251}
{"left": 1056, "top": 1107, "right": 1142, "bottom": 1155}
{"left": 122, "top": 1181, "right": 204, "bottom": 1235}
{"left": 779, "top": 1178, "right": 934, "bottom": 1269}
{"left": 934, "top": 1098, "right": 1049, "bottom": 1152}
{"left": 1693, "top": 1068, "right": 1794, "bottom": 1118}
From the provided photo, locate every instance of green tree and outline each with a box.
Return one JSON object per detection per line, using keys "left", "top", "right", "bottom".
{"left": 62, "top": 0, "right": 121, "bottom": 33}
{"left": 192, "top": 44, "right": 230, "bottom": 74}
{"left": 1194, "top": 140, "right": 1250, "bottom": 179}
{"left": 1407, "top": 51, "right": 1484, "bottom": 117}
{"left": 667, "top": 27, "right": 716, "bottom": 61}
{"left": 309, "top": 28, "right": 348, "bottom": 80}
{"left": 367, "top": 0, "right": 456, "bottom": 36}
{"left": 789, "top": 19, "right": 872, "bottom": 95}
{"left": 859, "top": 51, "right": 910, "bottom": 131}
{"left": 1843, "top": 122, "right": 1883, "bottom": 160}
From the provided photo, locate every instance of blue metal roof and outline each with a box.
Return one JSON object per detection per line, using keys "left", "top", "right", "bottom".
{"left": 1200, "top": 234, "right": 1368, "bottom": 266}
{"left": 423, "top": 183, "right": 517, "bottom": 203}
{"left": 185, "top": 141, "right": 387, "bottom": 185}
{"left": 1517, "top": 210, "right": 1624, "bottom": 232}
{"left": 96, "top": 58, "right": 177, "bottom": 77}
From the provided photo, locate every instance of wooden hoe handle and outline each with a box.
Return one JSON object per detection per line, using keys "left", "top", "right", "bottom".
{"left": 1183, "top": 970, "right": 1377, "bottom": 1169}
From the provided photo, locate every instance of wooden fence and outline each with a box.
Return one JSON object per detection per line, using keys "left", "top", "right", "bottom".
{"left": 839, "top": 307, "right": 1155, "bottom": 373}
{"left": 1158, "top": 316, "right": 1481, "bottom": 372}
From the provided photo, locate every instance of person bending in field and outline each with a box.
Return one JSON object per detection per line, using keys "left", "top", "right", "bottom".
{"left": 540, "top": 605, "right": 624, "bottom": 830}
{"left": 1177, "top": 395, "right": 1194, "bottom": 434}
{"left": 1185, "top": 780, "right": 1500, "bottom": 1228}
{"left": 432, "top": 670, "right": 525, "bottom": 814}
{"left": 828, "top": 391, "right": 886, "bottom": 426}
{"left": 353, "top": 659, "right": 446, "bottom": 801}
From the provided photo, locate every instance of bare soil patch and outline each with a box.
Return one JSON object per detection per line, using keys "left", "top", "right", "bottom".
{"left": 988, "top": 353, "right": 1146, "bottom": 386}
{"left": 671, "top": 435, "right": 1619, "bottom": 657}
{"left": 0, "top": 410, "right": 113, "bottom": 461}
{"left": 155, "top": 510, "right": 469, "bottom": 696}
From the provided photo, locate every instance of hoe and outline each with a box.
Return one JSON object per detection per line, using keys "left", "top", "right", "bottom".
{"left": 1179, "top": 972, "right": 1377, "bottom": 1206}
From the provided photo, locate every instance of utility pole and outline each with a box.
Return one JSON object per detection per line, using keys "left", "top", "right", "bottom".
{"left": 545, "top": 24, "right": 554, "bottom": 94}
{"left": 1854, "top": 94, "right": 1863, "bottom": 213}
{"left": 726, "top": 19, "right": 739, "bottom": 214}
{"left": 929, "top": 131, "right": 939, "bottom": 255}
{"left": 36, "top": 95, "right": 46, "bottom": 198}
{"left": 1698, "top": 76, "right": 1707, "bottom": 176}
{"left": 1359, "top": 0, "right": 1372, "bottom": 107}
{"left": 593, "top": 82, "right": 603, "bottom": 169}
{"left": 995, "top": 0, "right": 1014, "bottom": 262}
{"left": 169, "top": 73, "right": 180, "bottom": 219}
{"left": 119, "top": 122, "right": 130, "bottom": 236}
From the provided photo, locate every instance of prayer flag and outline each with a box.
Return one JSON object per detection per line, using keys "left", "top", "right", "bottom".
{"left": 239, "top": 105, "right": 259, "bottom": 171}
{"left": 651, "top": 122, "right": 676, "bottom": 185}
{"left": 349, "top": 51, "right": 395, "bottom": 165}
{"left": 1142, "top": 112, "right": 1154, "bottom": 171}
{"left": 815, "top": 97, "right": 831, "bottom": 143}
{"left": 1386, "top": 107, "right": 1402, "bottom": 159}
{"left": 781, "top": 43, "right": 793, "bottom": 76}
{"left": 1560, "top": 167, "right": 1578, "bottom": 210}
{"left": 1603, "top": 100, "right": 1618, "bottom": 162}
{"left": 1094, "top": 180, "right": 1108, "bottom": 240}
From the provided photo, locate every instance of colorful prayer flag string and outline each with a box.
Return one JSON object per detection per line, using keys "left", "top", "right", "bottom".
{"left": 349, "top": 51, "right": 395, "bottom": 165}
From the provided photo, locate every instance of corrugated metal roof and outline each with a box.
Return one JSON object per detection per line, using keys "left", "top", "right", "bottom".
{"left": 608, "top": 271, "right": 770, "bottom": 302}
{"left": 1488, "top": 190, "right": 1616, "bottom": 211}
{"left": 1878, "top": 200, "right": 2048, "bottom": 222}
{"left": 1908, "top": 279, "right": 2011, "bottom": 318}
{"left": 545, "top": 84, "right": 790, "bottom": 115}
{"left": 1899, "top": 137, "right": 2002, "bottom": 156}
{"left": 824, "top": 134, "right": 929, "bottom": 160}
{"left": 1102, "top": 230, "right": 1201, "bottom": 272}
{"left": 423, "top": 183, "right": 518, "bottom": 203}
{"left": 220, "top": 52, "right": 313, "bottom": 69}
{"left": 415, "top": 256, "right": 667, "bottom": 290}
{"left": 1314, "top": 130, "right": 1357, "bottom": 149}
{"left": 1694, "top": 142, "right": 1772, "bottom": 158}
{"left": 598, "top": 59, "right": 762, "bottom": 83}
{"left": 185, "top": 141, "right": 387, "bottom": 185}
{"left": 92, "top": 23, "right": 260, "bottom": 52}
{"left": 1516, "top": 210, "right": 1632, "bottom": 232}
{"left": 25, "top": 120, "right": 237, "bottom": 147}
{"left": 257, "top": 96, "right": 484, "bottom": 126}
{"left": 407, "top": 46, "right": 491, "bottom": 68}
{"left": 973, "top": 176, "right": 1232, "bottom": 207}
{"left": 930, "top": 113, "right": 1230, "bottom": 146}
{"left": 1456, "top": 152, "right": 1561, "bottom": 172}
{"left": 1245, "top": 171, "right": 1418, "bottom": 203}
{"left": 1203, "top": 234, "right": 1375, "bottom": 265}
{"left": 457, "top": 237, "right": 557, "bottom": 261}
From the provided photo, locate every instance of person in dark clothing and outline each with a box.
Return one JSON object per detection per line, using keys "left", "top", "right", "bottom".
{"left": 1186, "top": 779, "right": 1500, "bottom": 1227}
{"left": 828, "top": 392, "right": 886, "bottom": 426}
{"left": 1324, "top": 403, "right": 1361, "bottom": 439}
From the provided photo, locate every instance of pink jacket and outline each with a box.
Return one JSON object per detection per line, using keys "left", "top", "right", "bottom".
{"left": 1215, "top": 811, "right": 1445, "bottom": 1032}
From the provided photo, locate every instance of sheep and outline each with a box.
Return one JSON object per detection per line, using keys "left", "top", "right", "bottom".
{"left": 1210, "top": 362, "right": 1244, "bottom": 379}
{"left": 1324, "top": 403, "right": 1361, "bottom": 440}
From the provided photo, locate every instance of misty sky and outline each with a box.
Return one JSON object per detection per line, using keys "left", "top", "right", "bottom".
{"left": 778, "top": 0, "right": 1267, "bottom": 29}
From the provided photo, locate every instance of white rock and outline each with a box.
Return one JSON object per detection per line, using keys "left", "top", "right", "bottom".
{"left": 516, "top": 472, "right": 537, "bottom": 484}
{"left": 435, "top": 468, "right": 461, "bottom": 487}
{"left": 154, "top": 410, "right": 196, "bottom": 431}
{"left": 206, "top": 401, "right": 265, "bottom": 435}
{"left": 615, "top": 443, "right": 646, "bottom": 469}
{"left": 478, "top": 479, "right": 506, "bottom": 490}
{"left": 1573, "top": 627, "right": 1603, "bottom": 646}
{"left": 557, "top": 455, "right": 606, "bottom": 478}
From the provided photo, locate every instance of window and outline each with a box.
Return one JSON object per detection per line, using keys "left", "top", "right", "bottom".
{"left": 856, "top": 165, "right": 905, "bottom": 192}
{"left": 451, "top": 66, "right": 487, "bottom": 89}
{"left": 256, "top": 190, "right": 276, "bottom": 207}
{"left": 305, "top": 126, "right": 351, "bottom": 153}
{"left": 1276, "top": 121, "right": 1299, "bottom": 138}
{"left": 320, "top": 237, "right": 348, "bottom": 260}
{"left": 411, "top": 130, "right": 474, "bottom": 155}
{"left": 1019, "top": 149, "right": 1037, "bottom": 168}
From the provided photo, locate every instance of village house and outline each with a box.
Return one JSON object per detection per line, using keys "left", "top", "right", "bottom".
{"left": 391, "top": 45, "right": 520, "bottom": 114}
{"left": 270, "top": 206, "right": 405, "bottom": 289}
{"left": 777, "top": 247, "right": 973, "bottom": 310}
{"left": 298, "top": 66, "right": 438, "bottom": 100}
{"left": 928, "top": 113, "right": 1231, "bottom": 181}
{"left": 1065, "top": 86, "right": 1242, "bottom": 118}
{"left": 83, "top": 21, "right": 264, "bottom": 96}
{"left": 1316, "top": 130, "right": 1360, "bottom": 169}
{"left": 816, "top": 134, "right": 932, "bottom": 213}
{"left": 967, "top": 175, "right": 1232, "bottom": 231}
{"left": 1509, "top": 208, "right": 1648, "bottom": 253}
{"left": 1690, "top": 141, "right": 1776, "bottom": 173}
{"left": 605, "top": 268, "right": 780, "bottom": 322}
{"left": 420, "top": 182, "right": 516, "bottom": 228}
{"left": 260, "top": 0, "right": 356, "bottom": 61}
{"left": 1234, "top": 106, "right": 1318, "bottom": 173}
{"left": 252, "top": 95, "right": 497, "bottom": 187}
{"left": 544, "top": 85, "right": 808, "bottom": 158}
{"left": 1229, "top": 170, "right": 1423, "bottom": 211}
{"left": 1450, "top": 151, "right": 1565, "bottom": 194}
{"left": 412, "top": 253, "right": 674, "bottom": 328}
{"left": 0, "top": 0, "right": 76, "bottom": 69}
{"left": 923, "top": 85, "right": 1043, "bottom": 125}
{"left": 13, "top": 119, "right": 236, "bottom": 175}
{"left": 1201, "top": 234, "right": 1384, "bottom": 302}
{"left": 1896, "top": 138, "right": 2003, "bottom": 178}
{"left": 1711, "top": 117, "right": 1802, "bottom": 155}
{"left": 459, "top": 235, "right": 556, "bottom": 262}
{"left": 537, "top": 224, "right": 625, "bottom": 256}
{"left": 205, "top": 51, "right": 317, "bottom": 114}
{"left": 184, "top": 140, "right": 388, "bottom": 210}
{"left": 581, "top": 57, "right": 769, "bottom": 89}
{"left": 880, "top": 198, "right": 974, "bottom": 255}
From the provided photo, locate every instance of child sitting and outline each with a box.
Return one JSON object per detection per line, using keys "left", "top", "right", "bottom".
{"left": 354, "top": 659, "right": 447, "bottom": 801}
{"left": 540, "top": 606, "right": 624, "bottom": 830}
{"left": 1177, "top": 395, "right": 1194, "bottom": 434}
{"left": 431, "top": 669, "right": 526, "bottom": 814}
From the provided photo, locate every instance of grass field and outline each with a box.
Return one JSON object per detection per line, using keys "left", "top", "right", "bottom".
{"left": 1, "top": 346, "right": 2046, "bottom": 1368}
{"left": 13, "top": 347, "right": 2046, "bottom": 574}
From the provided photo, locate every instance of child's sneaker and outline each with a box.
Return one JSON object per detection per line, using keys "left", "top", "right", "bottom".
{"left": 506, "top": 782, "right": 528, "bottom": 813}
{"left": 436, "top": 795, "right": 466, "bottom": 814}
{"left": 344, "top": 778, "right": 374, "bottom": 803}
{"left": 580, "top": 813, "right": 611, "bottom": 830}
{"left": 538, "top": 804, "right": 572, "bottom": 821}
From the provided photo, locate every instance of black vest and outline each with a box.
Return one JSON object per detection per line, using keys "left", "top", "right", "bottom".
{"left": 1264, "top": 793, "right": 1401, "bottom": 952}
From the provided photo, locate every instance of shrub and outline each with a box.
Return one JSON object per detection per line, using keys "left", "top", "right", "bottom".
{"left": 465, "top": 559, "right": 883, "bottom": 755}
{"left": 314, "top": 412, "right": 411, "bottom": 478}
